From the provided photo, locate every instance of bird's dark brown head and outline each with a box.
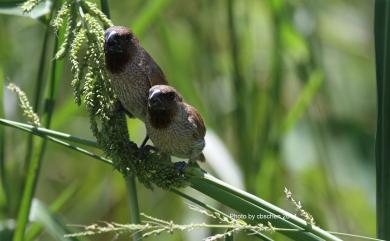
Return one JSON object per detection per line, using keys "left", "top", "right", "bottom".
{"left": 147, "top": 85, "right": 183, "bottom": 129}
{"left": 104, "top": 26, "right": 138, "bottom": 73}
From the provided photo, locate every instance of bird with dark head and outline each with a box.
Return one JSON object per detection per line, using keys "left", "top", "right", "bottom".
{"left": 104, "top": 26, "right": 167, "bottom": 122}
{"left": 146, "top": 85, "right": 206, "bottom": 163}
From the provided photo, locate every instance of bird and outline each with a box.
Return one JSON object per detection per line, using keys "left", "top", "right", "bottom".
{"left": 145, "top": 85, "right": 206, "bottom": 163}
{"left": 104, "top": 26, "right": 167, "bottom": 122}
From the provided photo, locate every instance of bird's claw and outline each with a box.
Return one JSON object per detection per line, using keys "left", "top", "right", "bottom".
{"left": 138, "top": 145, "right": 157, "bottom": 158}
{"left": 174, "top": 161, "right": 188, "bottom": 173}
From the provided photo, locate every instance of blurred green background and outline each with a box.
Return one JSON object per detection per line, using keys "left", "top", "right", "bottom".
{"left": 0, "top": 0, "right": 377, "bottom": 240}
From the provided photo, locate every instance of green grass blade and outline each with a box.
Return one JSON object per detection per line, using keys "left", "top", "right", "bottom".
{"left": 23, "top": 13, "right": 51, "bottom": 187}
{"left": 100, "top": 0, "right": 110, "bottom": 19}
{"left": 0, "top": 119, "right": 111, "bottom": 165}
{"left": 0, "top": 118, "right": 98, "bottom": 148}
{"left": 0, "top": 66, "right": 7, "bottom": 213}
{"left": 29, "top": 199, "right": 80, "bottom": 241}
{"left": 26, "top": 183, "right": 78, "bottom": 241}
{"left": 125, "top": 175, "right": 141, "bottom": 241}
{"left": 374, "top": 0, "right": 390, "bottom": 239}
{"left": 189, "top": 172, "right": 342, "bottom": 241}
{"left": 13, "top": 6, "right": 65, "bottom": 239}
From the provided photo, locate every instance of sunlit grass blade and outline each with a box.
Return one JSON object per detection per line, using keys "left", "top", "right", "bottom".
{"left": 26, "top": 183, "right": 78, "bottom": 241}
{"left": 29, "top": 199, "right": 80, "bottom": 241}
{"left": 188, "top": 172, "right": 342, "bottom": 241}
{"left": 374, "top": 0, "right": 390, "bottom": 240}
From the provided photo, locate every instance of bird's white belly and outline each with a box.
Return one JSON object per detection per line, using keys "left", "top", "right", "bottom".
{"left": 147, "top": 123, "right": 195, "bottom": 158}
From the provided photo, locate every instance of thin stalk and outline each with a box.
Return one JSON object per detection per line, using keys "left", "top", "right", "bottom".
{"left": 23, "top": 23, "right": 51, "bottom": 178}
{"left": 100, "top": 0, "right": 110, "bottom": 19}
{"left": 13, "top": 6, "right": 64, "bottom": 240}
{"left": 125, "top": 175, "right": 141, "bottom": 241}
{"left": 0, "top": 118, "right": 111, "bottom": 165}
{"left": 0, "top": 118, "right": 98, "bottom": 148}
{"left": 98, "top": 2, "right": 142, "bottom": 239}
{"left": 0, "top": 67, "right": 7, "bottom": 210}
{"left": 254, "top": 0, "right": 284, "bottom": 177}
{"left": 374, "top": 0, "right": 390, "bottom": 239}
{"left": 226, "top": 0, "right": 248, "bottom": 179}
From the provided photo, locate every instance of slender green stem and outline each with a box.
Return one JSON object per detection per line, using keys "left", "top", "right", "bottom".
{"left": 23, "top": 22, "right": 51, "bottom": 178}
{"left": 0, "top": 118, "right": 111, "bottom": 166}
{"left": 125, "top": 175, "right": 141, "bottom": 241}
{"left": 0, "top": 118, "right": 98, "bottom": 148}
{"left": 98, "top": 2, "right": 142, "bottom": 239}
{"left": 13, "top": 5, "right": 64, "bottom": 240}
{"left": 226, "top": 0, "right": 248, "bottom": 179}
{"left": 100, "top": 0, "right": 110, "bottom": 19}
{"left": 374, "top": 0, "right": 390, "bottom": 239}
{"left": 0, "top": 67, "right": 7, "bottom": 211}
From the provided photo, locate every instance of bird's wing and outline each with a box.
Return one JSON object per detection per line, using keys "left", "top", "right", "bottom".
{"left": 186, "top": 104, "right": 206, "bottom": 139}
{"left": 141, "top": 49, "right": 168, "bottom": 86}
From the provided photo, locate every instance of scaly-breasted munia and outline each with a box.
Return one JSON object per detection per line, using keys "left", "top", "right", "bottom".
{"left": 146, "top": 85, "right": 206, "bottom": 162}
{"left": 104, "top": 26, "right": 167, "bottom": 122}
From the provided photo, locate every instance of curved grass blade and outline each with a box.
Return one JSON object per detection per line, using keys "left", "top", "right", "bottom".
{"left": 188, "top": 172, "right": 342, "bottom": 241}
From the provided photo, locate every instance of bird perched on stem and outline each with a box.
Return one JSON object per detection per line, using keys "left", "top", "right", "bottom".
{"left": 104, "top": 26, "right": 167, "bottom": 122}
{"left": 146, "top": 85, "right": 206, "bottom": 163}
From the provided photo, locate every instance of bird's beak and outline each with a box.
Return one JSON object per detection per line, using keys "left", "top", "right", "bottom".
{"left": 104, "top": 30, "right": 123, "bottom": 54}
{"left": 148, "top": 89, "right": 164, "bottom": 110}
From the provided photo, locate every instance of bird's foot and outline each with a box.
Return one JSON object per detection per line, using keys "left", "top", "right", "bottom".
{"left": 174, "top": 161, "right": 188, "bottom": 173}
{"left": 138, "top": 145, "right": 157, "bottom": 159}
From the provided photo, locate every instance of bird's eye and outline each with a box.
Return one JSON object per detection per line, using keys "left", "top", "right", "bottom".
{"left": 166, "top": 92, "right": 175, "bottom": 101}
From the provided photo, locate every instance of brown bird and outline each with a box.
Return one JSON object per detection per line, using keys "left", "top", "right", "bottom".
{"left": 146, "top": 85, "right": 206, "bottom": 162}
{"left": 104, "top": 26, "right": 167, "bottom": 122}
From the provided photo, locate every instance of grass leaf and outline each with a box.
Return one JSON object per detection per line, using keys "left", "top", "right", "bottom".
{"left": 374, "top": 0, "right": 390, "bottom": 239}
{"left": 29, "top": 199, "right": 80, "bottom": 241}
